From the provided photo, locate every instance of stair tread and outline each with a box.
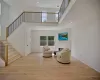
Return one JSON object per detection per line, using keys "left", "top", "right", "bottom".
{"left": 8, "top": 55, "right": 21, "bottom": 64}
{"left": 1, "top": 40, "right": 22, "bottom": 65}
{"left": 8, "top": 49, "right": 16, "bottom": 52}
{"left": 8, "top": 52, "right": 20, "bottom": 59}
{"left": 8, "top": 46, "right": 14, "bottom": 49}
{"left": 8, "top": 54, "right": 21, "bottom": 59}
{"left": 8, "top": 50, "right": 17, "bottom": 55}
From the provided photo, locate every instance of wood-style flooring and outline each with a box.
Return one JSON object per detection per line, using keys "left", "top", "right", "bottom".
{"left": 0, "top": 53, "right": 100, "bottom": 80}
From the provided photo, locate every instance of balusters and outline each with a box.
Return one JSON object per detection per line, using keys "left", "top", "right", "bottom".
{"left": 7, "top": 12, "right": 59, "bottom": 37}
{"left": 59, "top": 0, "right": 70, "bottom": 20}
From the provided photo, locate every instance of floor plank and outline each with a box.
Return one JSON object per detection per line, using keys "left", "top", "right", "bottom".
{"left": 0, "top": 53, "right": 100, "bottom": 80}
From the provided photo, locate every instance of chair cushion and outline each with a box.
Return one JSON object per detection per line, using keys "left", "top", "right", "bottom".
{"left": 43, "top": 46, "right": 50, "bottom": 51}
{"left": 59, "top": 48, "right": 70, "bottom": 55}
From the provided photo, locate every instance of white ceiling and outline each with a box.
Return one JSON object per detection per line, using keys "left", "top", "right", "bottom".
{"left": 4, "top": 0, "right": 63, "bottom": 9}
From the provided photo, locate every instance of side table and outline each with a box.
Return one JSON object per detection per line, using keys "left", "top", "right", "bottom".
{"left": 54, "top": 51, "right": 59, "bottom": 55}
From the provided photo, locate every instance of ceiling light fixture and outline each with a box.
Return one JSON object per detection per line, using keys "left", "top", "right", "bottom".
{"left": 70, "top": 22, "right": 72, "bottom": 23}
{"left": 37, "top": 2, "right": 39, "bottom": 3}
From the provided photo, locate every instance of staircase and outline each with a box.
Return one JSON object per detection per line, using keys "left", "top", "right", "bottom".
{"left": 2, "top": 40, "right": 21, "bottom": 65}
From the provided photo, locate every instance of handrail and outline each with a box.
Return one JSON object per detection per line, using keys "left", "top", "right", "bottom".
{"left": 6, "top": 27, "right": 9, "bottom": 39}
{"left": 8, "top": 12, "right": 24, "bottom": 28}
{"left": 0, "top": 41, "right": 8, "bottom": 66}
{"left": 5, "top": 45, "right": 8, "bottom": 66}
{"left": 6, "top": 12, "right": 58, "bottom": 37}
{"left": 24, "top": 11, "right": 58, "bottom": 14}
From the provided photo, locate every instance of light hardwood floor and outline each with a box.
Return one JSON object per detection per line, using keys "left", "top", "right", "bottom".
{"left": 0, "top": 53, "right": 100, "bottom": 80}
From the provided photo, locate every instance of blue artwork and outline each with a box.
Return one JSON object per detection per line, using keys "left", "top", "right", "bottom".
{"left": 58, "top": 32, "right": 68, "bottom": 41}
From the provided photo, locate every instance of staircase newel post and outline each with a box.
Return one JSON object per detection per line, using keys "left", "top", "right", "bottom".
{"left": 5, "top": 45, "right": 8, "bottom": 66}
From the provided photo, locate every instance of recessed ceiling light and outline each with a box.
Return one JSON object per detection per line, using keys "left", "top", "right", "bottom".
{"left": 37, "top": 2, "right": 39, "bottom": 3}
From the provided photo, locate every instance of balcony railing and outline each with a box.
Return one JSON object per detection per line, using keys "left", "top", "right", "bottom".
{"left": 24, "top": 12, "right": 58, "bottom": 23}
{"left": 6, "top": 12, "right": 58, "bottom": 37}
{"left": 59, "top": 0, "right": 70, "bottom": 19}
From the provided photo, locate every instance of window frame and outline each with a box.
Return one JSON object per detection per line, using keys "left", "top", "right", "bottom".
{"left": 40, "top": 36, "right": 55, "bottom": 46}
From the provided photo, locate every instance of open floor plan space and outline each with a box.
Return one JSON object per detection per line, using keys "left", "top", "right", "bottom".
{"left": 0, "top": 53, "right": 100, "bottom": 80}
{"left": 0, "top": 0, "right": 100, "bottom": 80}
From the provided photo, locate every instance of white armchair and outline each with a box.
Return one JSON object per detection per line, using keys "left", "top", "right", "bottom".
{"left": 57, "top": 48, "right": 71, "bottom": 64}
{"left": 43, "top": 46, "right": 52, "bottom": 58}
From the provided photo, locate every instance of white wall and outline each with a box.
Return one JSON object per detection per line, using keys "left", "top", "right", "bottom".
{"left": 31, "top": 29, "right": 71, "bottom": 53}
{"left": 24, "top": 23, "right": 59, "bottom": 55}
{"left": 9, "top": 6, "right": 23, "bottom": 23}
{"left": 24, "top": 23, "right": 71, "bottom": 55}
{"left": 0, "top": 0, "right": 10, "bottom": 40}
{"left": 7, "top": 22, "right": 70, "bottom": 56}
{"left": 62, "top": 0, "right": 100, "bottom": 72}
{"left": 7, "top": 23, "right": 26, "bottom": 56}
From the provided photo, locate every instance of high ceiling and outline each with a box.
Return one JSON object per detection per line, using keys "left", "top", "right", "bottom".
{"left": 4, "top": 0, "right": 63, "bottom": 9}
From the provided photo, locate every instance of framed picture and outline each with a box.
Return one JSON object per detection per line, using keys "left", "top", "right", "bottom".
{"left": 58, "top": 32, "right": 68, "bottom": 41}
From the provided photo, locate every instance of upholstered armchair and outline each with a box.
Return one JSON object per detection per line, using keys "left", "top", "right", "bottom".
{"left": 43, "top": 46, "right": 52, "bottom": 58}
{"left": 57, "top": 48, "right": 71, "bottom": 64}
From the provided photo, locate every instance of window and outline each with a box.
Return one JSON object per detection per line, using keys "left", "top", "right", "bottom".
{"left": 40, "top": 36, "right": 47, "bottom": 46}
{"left": 48, "top": 36, "right": 54, "bottom": 46}
{"left": 42, "top": 13, "right": 47, "bottom": 22}
{"left": 40, "top": 36, "right": 55, "bottom": 46}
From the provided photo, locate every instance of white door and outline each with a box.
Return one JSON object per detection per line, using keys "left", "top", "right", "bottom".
{"left": 31, "top": 31, "right": 41, "bottom": 53}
